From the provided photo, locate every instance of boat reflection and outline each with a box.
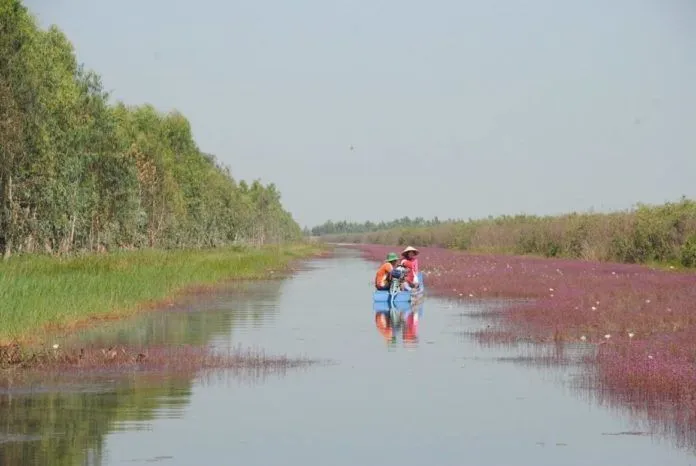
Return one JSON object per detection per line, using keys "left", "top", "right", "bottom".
{"left": 373, "top": 299, "right": 424, "bottom": 348}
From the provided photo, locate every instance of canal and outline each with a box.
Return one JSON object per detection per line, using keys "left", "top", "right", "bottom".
{"left": 1, "top": 247, "right": 693, "bottom": 465}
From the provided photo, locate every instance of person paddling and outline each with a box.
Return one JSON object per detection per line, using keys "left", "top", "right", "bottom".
{"left": 399, "top": 246, "right": 420, "bottom": 290}
{"left": 374, "top": 252, "right": 400, "bottom": 291}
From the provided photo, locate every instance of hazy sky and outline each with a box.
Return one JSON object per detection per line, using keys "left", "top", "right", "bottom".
{"left": 25, "top": 0, "right": 696, "bottom": 228}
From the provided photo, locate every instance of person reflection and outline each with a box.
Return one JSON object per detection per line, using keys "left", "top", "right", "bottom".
{"left": 374, "top": 303, "right": 421, "bottom": 347}
{"left": 375, "top": 312, "right": 396, "bottom": 345}
{"left": 402, "top": 309, "right": 419, "bottom": 346}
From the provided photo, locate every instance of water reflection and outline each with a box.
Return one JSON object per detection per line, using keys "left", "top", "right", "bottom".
{"left": 0, "top": 280, "right": 290, "bottom": 466}
{"left": 4, "top": 249, "right": 696, "bottom": 465}
{"left": 461, "top": 320, "right": 696, "bottom": 457}
{"left": 574, "top": 370, "right": 696, "bottom": 456}
{"left": 373, "top": 300, "right": 424, "bottom": 348}
{"left": 0, "top": 375, "right": 191, "bottom": 466}
{"left": 61, "top": 281, "right": 285, "bottom": 349}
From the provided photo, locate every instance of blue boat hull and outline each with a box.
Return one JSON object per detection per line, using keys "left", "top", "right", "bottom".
{"left": 373, "top": 272, "right": 424, "bottom": 303}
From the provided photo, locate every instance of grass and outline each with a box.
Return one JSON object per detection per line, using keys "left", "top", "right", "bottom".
{"left": 0, "top": 243, "right": 327, "bottom": 345}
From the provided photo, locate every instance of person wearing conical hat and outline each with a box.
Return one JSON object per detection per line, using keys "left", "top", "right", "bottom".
{"left": 399, "top": 246, "right": 420, "bottom": 290}
{"left": 374, "top": 252, "right": 399, "bottom": 290}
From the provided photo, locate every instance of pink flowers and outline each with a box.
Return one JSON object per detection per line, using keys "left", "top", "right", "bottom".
{"left": 356, "top": 243, "right": 696, "bottom": 405}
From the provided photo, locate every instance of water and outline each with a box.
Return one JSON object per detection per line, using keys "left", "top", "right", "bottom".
{"left": 1, "top": 248, "right": 695, "bottom": 465}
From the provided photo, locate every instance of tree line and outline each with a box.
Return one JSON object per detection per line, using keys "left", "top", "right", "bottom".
{"left": 0, "top": 0, "right": 302, "bottom": 258}
{"left": 309, "top": 216, "right": 447, "bottom": 236}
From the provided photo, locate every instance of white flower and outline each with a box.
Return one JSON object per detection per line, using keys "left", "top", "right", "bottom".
{"left": 628, "top": 332, "right": 635, "bottom": 338}
{"left": 604, "top": 334, "right": 611, "bottom": 339}
{"left": 52, "top": 344, "right": 59, "bottom": 349}
{"left": 591, "top": 306, "right": 597, "bottom": 311}
{"left": 580, "top": 335, "right": 587, "bottom": 341}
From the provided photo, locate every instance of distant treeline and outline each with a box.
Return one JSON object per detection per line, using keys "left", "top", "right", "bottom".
{"left": 310, "top": 216, "right": 448, "bottom": 236}
{"left": 0, "top": 0, "right": 302, "bottom": 257}
{"left": 315, "top": 197, "right": 696, "bottom": 268}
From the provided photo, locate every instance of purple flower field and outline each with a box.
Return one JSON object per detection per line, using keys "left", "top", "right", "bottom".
{"left": 356, "top": 243, "right": 696, "bottom": 435}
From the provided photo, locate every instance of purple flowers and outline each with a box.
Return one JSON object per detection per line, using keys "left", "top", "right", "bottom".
{"left": 357, "top": 243, "right": 696, "bottom": 404}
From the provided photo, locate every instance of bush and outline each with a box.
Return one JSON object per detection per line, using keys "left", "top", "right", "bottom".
{"left": 680, "top": 234, "right": 696, "bottom": 268}
{"left": 316, "top": 197, "right": 696, "bottom": 267}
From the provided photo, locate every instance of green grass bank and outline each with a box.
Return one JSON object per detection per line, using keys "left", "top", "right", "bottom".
{"left": 0, "top": 243, "right": 326, "bottom": 345}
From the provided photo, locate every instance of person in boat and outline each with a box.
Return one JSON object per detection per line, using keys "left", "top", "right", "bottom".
{"left": 399, "top": 246, "right": 421, "bottom": 290}
{"left": 374, "top": 252, "right": 400, "bottom": 291}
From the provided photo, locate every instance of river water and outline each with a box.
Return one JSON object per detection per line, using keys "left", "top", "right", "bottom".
{"left": 1, "top": 248, "right": 695, "bottom": 465}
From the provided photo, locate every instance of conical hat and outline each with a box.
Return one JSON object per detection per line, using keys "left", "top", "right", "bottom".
{"left": 401, "top": 246, "right": 419, "bottom": 255}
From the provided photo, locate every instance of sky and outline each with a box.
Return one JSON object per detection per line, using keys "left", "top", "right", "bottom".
{"left": 24, "top": 0, "right": 696, "bottom": 228}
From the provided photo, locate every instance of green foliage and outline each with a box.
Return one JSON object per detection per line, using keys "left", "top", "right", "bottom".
{"left": 0, "top": 0, "right": 302, "bottom": 257}
{"left": 316, "top": 197, "right": 696, "bottom": 267}
{"left": 310, "top": 216, "right": 444, "bottom": 236}
{"left": 0, "top": 271, "right": 298, "bottom": 465}
{"left": 0, "top": 243, "right": 321, "bottom": 343}
{"left": 680, "top": 234, "right": 696, "bottom": 268}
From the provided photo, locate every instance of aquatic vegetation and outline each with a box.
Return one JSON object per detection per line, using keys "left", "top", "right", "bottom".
{"left": 0, "top": 347, "right": 320, "bottom": 466}
{"left": 592, "top": 334, "right": 696, "bottom": 403}
{"left": 573, "top": 348, "right": 696, "bottom": 454}
{"left": 0, "top": 243, "right": 325, "bottom": 344}
{"left": 357, "top": 243, "right": 696, "bottom": 432}
{"left": 0, "top": 342, "right": 320, "bottom": 376}
{"left": 358, "top": 244, "right": 696, "bottom": 340}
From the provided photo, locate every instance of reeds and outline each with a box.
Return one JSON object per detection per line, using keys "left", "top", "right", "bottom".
{"left": 323, "top": 197, "right": 696, "bottom": 268}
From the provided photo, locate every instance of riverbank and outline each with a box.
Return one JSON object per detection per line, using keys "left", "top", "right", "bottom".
{"left": 357, "top": 244, "right": 696, "bottom": 401}
{"left": 0, "top": 243, "right": 328, "bottom": 347}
